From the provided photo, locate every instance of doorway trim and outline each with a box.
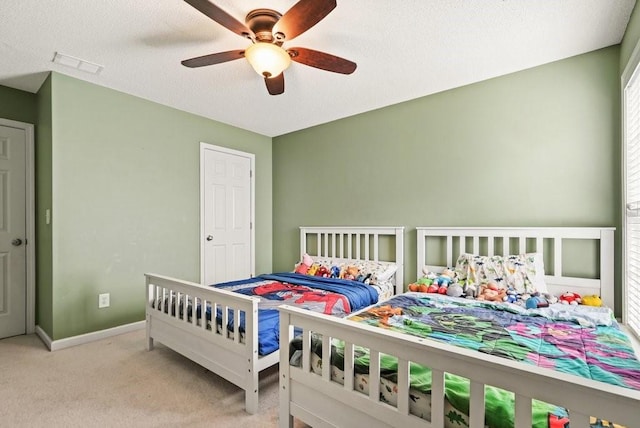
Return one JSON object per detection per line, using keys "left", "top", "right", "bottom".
{"left": 0, "top": 118, "right": 35, "bottom": 335}
{"left": 199, "top": 142, "right": 255, "bottom": 283}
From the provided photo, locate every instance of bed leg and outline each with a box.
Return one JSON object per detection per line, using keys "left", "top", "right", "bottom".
{"left": 279, "top": 374, "right": 293, "bottom": 428}
{"left": 245, "top": 387, "right": 258, "bottom": 415}
{"left": 145, "top": 314, "right": 154, "bottom": 351}
{"left": 279, "top": 406, "right": 293, "bottom": 428}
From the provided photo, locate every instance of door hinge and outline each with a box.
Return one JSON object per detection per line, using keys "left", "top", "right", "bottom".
{"left": 250, "top": 222, "right": 253, "bottom": 229}
{"left": 250, "top": 169, "right": 253, "bottom": 178}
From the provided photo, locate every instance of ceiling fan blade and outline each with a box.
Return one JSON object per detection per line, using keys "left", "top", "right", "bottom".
{"left": 181, "top": 49, "right": 245, "bottom": 68}
{"left": 272, "top": 0, "right": 336, "bottom": 41}
{"left": 265, "top": 73, "right": 285, "bottom": 95}
{"left": 184, "top": 0, "right": 254, "bottom": 39}
{"left": 288, "top": 47, "right": 356, "bottom": 74}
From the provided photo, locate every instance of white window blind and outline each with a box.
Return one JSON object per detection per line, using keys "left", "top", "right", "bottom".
{"left": 625, "top": 65, "right": 640, "bottom": 338}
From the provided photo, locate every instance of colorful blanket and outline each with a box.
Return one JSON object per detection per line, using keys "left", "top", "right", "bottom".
{"left": 323, "top": 293, "right": 640, "bottom": 427}
{"left": 214, "top": 273, "right": 380, "bottom": 355}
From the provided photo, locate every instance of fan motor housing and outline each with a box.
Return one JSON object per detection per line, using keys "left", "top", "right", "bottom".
{"left": 245, "top": 9, "right": 282, "bottom": 43}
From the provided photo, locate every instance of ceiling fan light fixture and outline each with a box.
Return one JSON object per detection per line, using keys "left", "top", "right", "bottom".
{"left": 244, "top": 42, "right": 291, "bottom": 78}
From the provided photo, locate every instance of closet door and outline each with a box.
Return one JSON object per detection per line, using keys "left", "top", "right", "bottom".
{"left": 0, "top": 124, "right": 27, "bottom": 339}
{"left": 200, "top": 144, "right": 255, "bottom": 285}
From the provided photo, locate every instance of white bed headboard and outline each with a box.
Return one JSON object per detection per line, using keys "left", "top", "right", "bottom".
{"left": 416, "top": 227, "right": 615, "bottom": 310}
{"left": 299, "top": 226, "right": 404, "bottom": 295}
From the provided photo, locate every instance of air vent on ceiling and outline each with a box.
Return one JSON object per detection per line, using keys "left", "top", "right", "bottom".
{"left": 52, "top": 52, "right": 103, "bottom": 75}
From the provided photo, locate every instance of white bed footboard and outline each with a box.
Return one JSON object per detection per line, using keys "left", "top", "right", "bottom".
{"left": 145, "top": 273, "right": 273, "bottom": 414}
{"left": 279, "top": 305, "right": 640, "bottom": 428}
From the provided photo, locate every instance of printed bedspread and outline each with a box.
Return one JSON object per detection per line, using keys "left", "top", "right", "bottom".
{"left": 215, "top": 272, "right": 379, "bottom": 355}
{"left": 303, "top": 293, "right": 640, "bottom": 428}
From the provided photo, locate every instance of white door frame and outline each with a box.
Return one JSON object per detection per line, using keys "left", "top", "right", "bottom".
{"left": 199, "top": 142, "right": 255, "bottom": 283}
{"left": 0, "top": 118, "right": 35, "bottom": 334}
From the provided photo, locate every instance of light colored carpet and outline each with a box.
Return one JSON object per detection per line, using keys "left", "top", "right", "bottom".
{"left": 0, "top": 329, "right": 306, "bottom": 428}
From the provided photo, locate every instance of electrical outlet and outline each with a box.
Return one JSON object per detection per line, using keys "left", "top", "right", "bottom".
{"left": 98, "top": 293, "right": 110, "bottom": 308}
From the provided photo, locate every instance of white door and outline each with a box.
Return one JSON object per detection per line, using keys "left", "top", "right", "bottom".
{"left": 201, "top": 144, "right": 254, "bottom": 285}
{"left": 0, "top": 125, "right": 27, "bottom": 339}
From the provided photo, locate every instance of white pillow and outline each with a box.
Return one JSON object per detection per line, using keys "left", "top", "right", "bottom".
{"left": 528, "top": 253, "right": 548, "bottom": 293}
{"left": 454, "top": 252, "right": 547, "bottom": 294}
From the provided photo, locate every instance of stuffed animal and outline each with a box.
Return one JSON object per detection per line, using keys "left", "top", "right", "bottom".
{"left": 422, "top": 266, "right": 437, "bottom": 280}
{"left": 525, "top": 292, "right": 549, "bottom": 309}
{"left": 356, "top": 273, "right": 372, "bottom": 283}
{"left": 342, "top": 265, "right": 359, "bottom": 280}
{"left": 307, "top": 263, "right": 319, "bottom": 276}
{"left": 503, "top": 288, "right": 519, "bottom": 304}
{"left": 294, "top": 253, "right": 314, "bottom": 274}
{"left": 329, "top": 266, "right": 340, "bottom": 278}
{"left": 434, "top": 268, "right": 456, "bottom": 285}
{"left": 434, "top": 268, "right": 457, "bottom": 294}
{"left": 477, "top": 281, "right": 506, "bottom": 302}
{"left": 464, "top": 283, "right": 477, "bottom": 299}
{"left": 315, "top": 266, "right": 329, "bottom": 277}
{"left": 446, "top": 283, "right": 464, "bottom": 298}
{"left": 416, "top": 276, "right": 434, "bottom": 286}
{"left": 408, "top": 282, "right": 431, "bottom": 292}
{"left": 582, "top": 295, "right": 602, "bottom": 307}
{"left": 559, "top": 291, "right": 581, "bottom": 305}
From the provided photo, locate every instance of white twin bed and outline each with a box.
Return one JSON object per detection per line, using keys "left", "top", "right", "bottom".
{"left": 278, "top": 227, "right": 640, "bottom": 428}
{"left": 145, "top": 226, "right": 404, "bottom": 414}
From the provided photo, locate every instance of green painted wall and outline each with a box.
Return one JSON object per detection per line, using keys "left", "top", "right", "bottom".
{"left": 0, "top": 85, "right": 37, "bottom": 124}
{"left": 273, "top": 47, "right": 621, "bottom": 312}
{"left": 48, "top": 73, "right": 272, "bottom": 339}
{"left": 35, "top": 76, "right": 53, "bottom": 335}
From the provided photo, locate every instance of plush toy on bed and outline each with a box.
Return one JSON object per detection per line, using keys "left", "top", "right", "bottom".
{"left": 307, "top": 263, "right": 320, "bottom": 276}
{"left": 315, "top": 266, "right": 330, "bottom": 277}
{"left": 434, "top": 268, "right": 457, "bottom": 294}
{"left": 329, "top": 266, "right": 340, "bottom": 278}
{"left": 463, "top": 283, "right": 477, "bottom": 299}
{"left": 503, "top": 287, "right": 519, "bottom": 304}
{"left": 408, "top": 275, "right": 434, "bottom": 292}
{"left": 476, "top": 281, "right": 507, "bottom": 302}
{"left": 446, "top": 283, "right": 464, "bottom": 298}
{"left": 342, "top": 265, "right": 360, "bottom": 281}
{"left": 294, "top": 253, "right": 314, "bottom": 274}
{"left": 559, "top": 291, "right": 581, "bottom": 305}
{"left": 525, "top": 292, "right": 549, "bottom": 309}
{"left": 581, "top": 294, "right": 602, "bottom": 307}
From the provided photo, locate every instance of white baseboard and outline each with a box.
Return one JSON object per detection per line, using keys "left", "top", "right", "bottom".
{"left": 35, "top": 321, "right": 145, "bottom": 351}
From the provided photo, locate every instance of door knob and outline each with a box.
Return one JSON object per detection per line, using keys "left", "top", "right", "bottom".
{"left": 11, "top": 238, "right": 23, "bottom": 246}
{"left": 206, "top": 235, "right": 213, "bottom": 241}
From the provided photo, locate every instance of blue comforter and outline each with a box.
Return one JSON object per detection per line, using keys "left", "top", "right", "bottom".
{"left": 212, "top": 273, "right": 379, "bottom": 355}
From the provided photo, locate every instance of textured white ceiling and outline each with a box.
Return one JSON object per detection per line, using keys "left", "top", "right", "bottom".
{"left": 0, "top": 0, "right": 635, "bottom": 137}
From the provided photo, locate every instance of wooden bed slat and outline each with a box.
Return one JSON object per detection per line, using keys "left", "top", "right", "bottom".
{"left": 469, "top": 380, "right": 485, "bottom": 428}
{"left": 431, "top": 368, "right": 445, "bottom": 427}
{"left": 321, "top": 335, "right": 331, "bottom": 380}
{"left": 369, "top": 349, "right": 380, "bottom": 402}
{"left": 344, "top": 341, "right": 354, "bottom": 391}
{"left": 397, "top": 358, "right": 409, "bottom": 415}
{"left": 514, "top": 393, "right": 532, "bottom": 428}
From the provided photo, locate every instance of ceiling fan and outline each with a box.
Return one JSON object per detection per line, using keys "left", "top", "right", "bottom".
{"left": 181, "top": 0, "right": 357, "bottom": 95}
